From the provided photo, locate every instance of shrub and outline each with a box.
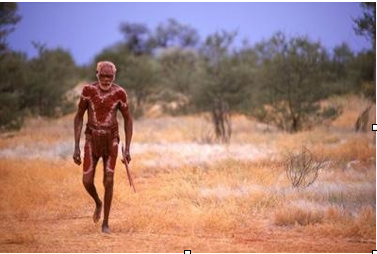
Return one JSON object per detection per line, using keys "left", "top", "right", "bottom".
{"left": 285, "top": 146, "right": 325, "bottom": 188}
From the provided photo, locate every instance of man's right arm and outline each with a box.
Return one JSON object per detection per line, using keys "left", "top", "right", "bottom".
{"left": 73, "top": 87, "right": 88, "bottom": 165}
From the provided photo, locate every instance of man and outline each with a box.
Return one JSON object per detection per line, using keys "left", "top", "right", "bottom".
{"left": 73, "top": 61, "right": 133, "bottom": 233}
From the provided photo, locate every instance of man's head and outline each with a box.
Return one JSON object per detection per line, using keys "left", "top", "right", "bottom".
{"left": 96, "top": 61, "right": 117, "bottom": 91}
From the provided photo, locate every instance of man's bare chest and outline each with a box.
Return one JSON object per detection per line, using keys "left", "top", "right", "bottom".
{"left": 88, "top": 90, "right": 119, "bottom": 111}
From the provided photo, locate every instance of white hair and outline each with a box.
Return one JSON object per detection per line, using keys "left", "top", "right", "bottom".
{"left": 96, "top": 61, "right": 117, "bottom": 73}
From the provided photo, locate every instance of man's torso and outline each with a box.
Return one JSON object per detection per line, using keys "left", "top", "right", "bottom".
{"left": 82, "top": 82, "right": 126, "bottom": 127}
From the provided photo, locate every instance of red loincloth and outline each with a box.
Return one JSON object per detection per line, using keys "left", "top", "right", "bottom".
{"left": 85, "top": 123, "right": 119, "bottom": 157}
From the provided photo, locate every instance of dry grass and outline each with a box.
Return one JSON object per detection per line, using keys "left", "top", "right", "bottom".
{"left": 0, "top": 114, "right": 75, "bottom": 149}
{"left": 274, "top": 206, "right": 324, "bottom": 226}
{"left": 0, "top": 155, "right": 374, "bottom": 252}
{"left": 274, "top": 204, "right": 375, "bottom": 240}
{"left": 0, "top": 95, "right": 375, "bottom": 252}
{"left": 313, "top": 136, "right": 375, "bottom": 165}
{"left": 330, "top": 94, "right": 374, "bottom": 130}
{"left": 0, "top": 159, "right": 84, "bottom": 221}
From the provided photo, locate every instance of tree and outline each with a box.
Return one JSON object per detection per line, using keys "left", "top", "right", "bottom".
{"left": 92, "top": 43, "right": 132, "bottom": 80}
{"left": 194, "top": 31, "right": 236, "bottom": 142}
{"left": 153, "top": 18, "right": 199, "bottom": 49}
{"left": 94, "top": 41, "right": 160, "bottom": 118}
{"left": 23, "top": 47, "right": 78, "bottom": 117}
{"left": 0, "top": 52, "right": 27, "bottom": 130}
{"left": 233, "top": 46, "right": 263, "bottom": 113}
{"left": 257, "top": 33, "right": 330, "bottom": 132}
{"left": 354, "top": 3, "right": 376, "bottom": 49}
{"left": 323, "top": 42, "right": 356, "bottom": 95}
{"left": 158, "top": 47, "right": 198, "bottom": 94}
{"left": 120, "top": 55, "right": 160, "bottom": 118}
{"left": 0, "top": 3, "right": 24, "bottom": 130}
{"left": 119, "top": 22, "right": 153, "bottom": 55}
{"left": 193, "top": 31, "right": 256, "bottom": 142}
{"left": 354, "top": 2, "right": 376, "bottom": 89}
{"left": 0, "top": 3, "right": 21, "bottom": 54}
{"left": 353, "top": 2, "right": 376, "bottom": 89}
{"left": 342, "top": 50, "right": 375, "bottom": 98}
{"left": 353, "top": 3, "right": 376, "bottom": 132}
{"left": 332, "top": 42, "right": 354, "bottom": 79}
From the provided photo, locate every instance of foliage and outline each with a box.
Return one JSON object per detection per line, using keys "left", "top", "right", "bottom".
{"left": 158, "top": 47, "right": 199, "bottom": 94}
{"left": 1, "top": 14, "right": 375, "bottom": 134}
{"left": 0, "top": 47, "right": 79, "bottom": 130}
{"left": 119, "top": 22, "right": 153, "bottom": 55}
{"left": 256, "top": 33, "right": 331, "bottom": 132}
{"left": 0, "top": 3, "right": 21, "bottom": 53}
{"left": 153, "top": 18, "right": 199, "bottom": 49}
{"left": 23, "top": 47, "right": 78, "bottom": 117}
{"left": 353, "top": 2, "right": 376, "bottom": 100}
{"left": 349, "top": 51, "right": 375, "bottom": 99}
{"left": 0, "top": 52, "right": 26, "bottom": 131}
{"left": 193, "top": 31, "right": 239, "bottom": 142}
{"left": 0, "top": 3, "right": 83, "bottom": 131}
{"left": 354, "top": 2, "right": 376, "bottom": 46}
{"left": 95, "top": 20, "right": 374, "bottom": 134}
{"left": 121, "top": 55, "right": 160, "bottom": 118}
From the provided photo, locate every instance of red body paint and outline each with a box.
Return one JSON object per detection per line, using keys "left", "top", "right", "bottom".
{"left": 78, "top": 82, "right": 129, "bottom": 174}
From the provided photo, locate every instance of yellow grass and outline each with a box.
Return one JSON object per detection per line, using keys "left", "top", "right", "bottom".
{"left": 330, "top": 94, "right": 374, "bottom": 130}
{"left": 313, "top": 136, "right": 375, "bottom": 164}
{"left": 0, "top": 154, "right": 374, "bottom": 252}
{"left": 0, "top": 95, "right": 375, "bottom": 252}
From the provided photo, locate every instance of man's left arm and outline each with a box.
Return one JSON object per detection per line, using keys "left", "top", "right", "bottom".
{"left": 119, "top": 90, "right": 133, "bottom": 163}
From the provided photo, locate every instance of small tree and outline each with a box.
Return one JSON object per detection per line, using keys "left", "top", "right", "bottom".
{"left": 257, "top": 33, "right": 330, "bottom": 132}
{"left": 193, "top": 31, "right": 238, "bottom": 142}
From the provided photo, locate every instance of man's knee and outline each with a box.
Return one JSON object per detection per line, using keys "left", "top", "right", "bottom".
{"left": 83, "top": 175, "right": 94, "bottom": 187}
{"left": 103, "top": 171, "right": 114, "bottom": 188}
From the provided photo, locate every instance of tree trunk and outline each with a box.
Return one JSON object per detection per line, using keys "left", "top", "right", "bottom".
{"left": 355, "top": 105, "right": 372, "bottom": 132}
{"left": 211, "top": 98, "right": 231, "bottom": 143}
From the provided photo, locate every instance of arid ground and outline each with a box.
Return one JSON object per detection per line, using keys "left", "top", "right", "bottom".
{"left": 0, "top": 95, "right": 375, "bottom": 252}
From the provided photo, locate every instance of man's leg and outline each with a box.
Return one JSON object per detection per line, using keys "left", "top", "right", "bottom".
{"left": 102, "top": 169, "right": 114, "bottom": 233}
{"left": 83, "top": 139, "right": 102, "bottom": 223}
{"left": 101, "top": 140, "right": 118, "bottom": 233}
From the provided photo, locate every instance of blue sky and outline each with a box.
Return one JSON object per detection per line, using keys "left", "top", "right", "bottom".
{"left": 8, "top": 2, "right": 371, "bottom": 66}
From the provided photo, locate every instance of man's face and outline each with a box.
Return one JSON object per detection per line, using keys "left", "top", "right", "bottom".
{"left": 97, "top": 65, "right": 115, "bottom": 90}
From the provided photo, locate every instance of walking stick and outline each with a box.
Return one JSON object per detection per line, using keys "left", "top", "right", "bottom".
{"left": 121, "top": 143, "right": 136, "bottom": 193}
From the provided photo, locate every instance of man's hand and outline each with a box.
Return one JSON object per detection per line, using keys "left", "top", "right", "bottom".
{"left": 73, "top": 147, "right": 82, "bottom": 165}
{"left": 121, "top": 147, "right": 131, "bottom": 164}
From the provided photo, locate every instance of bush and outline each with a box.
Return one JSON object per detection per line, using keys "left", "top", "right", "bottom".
{"left": 285, "top": 146, "right": 325, "bottom": 188}
{"left": 0, "top": 91, "right": 23, "bottom": 131}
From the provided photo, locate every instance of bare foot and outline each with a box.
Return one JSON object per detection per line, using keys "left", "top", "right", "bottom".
{"left": 93, "top": 202, "right": 102, "bottom": 224}
{"left": 102, "top": 224, "right": 110, "bottom": 234}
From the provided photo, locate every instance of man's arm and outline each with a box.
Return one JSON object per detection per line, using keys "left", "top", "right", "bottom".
{"left": 119, "top": 90, "right": 133, "bottom": 162}
{"left": 73, "top": 88, "right": 88, "bottom": 165}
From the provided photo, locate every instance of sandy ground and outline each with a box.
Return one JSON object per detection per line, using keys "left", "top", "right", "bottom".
{"left": 1, "top": 215, "right": 374, "bottom": 253}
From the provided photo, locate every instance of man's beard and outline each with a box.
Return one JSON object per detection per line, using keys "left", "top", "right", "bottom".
{"left": 99, "top": 82, "right": 112, "bottom": 91}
